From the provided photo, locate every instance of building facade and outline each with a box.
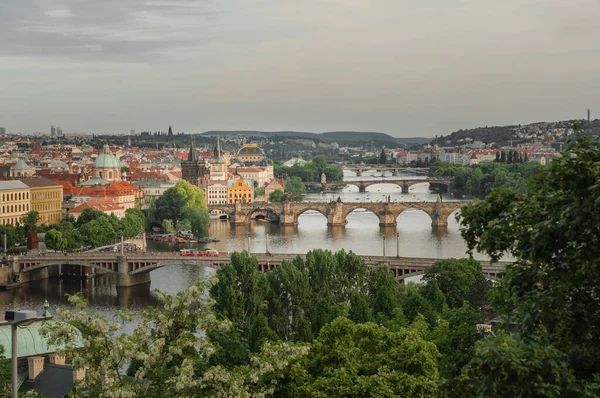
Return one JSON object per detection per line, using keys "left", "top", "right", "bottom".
{"left": 227, "top": 178, "right": 254, "bottom": 204}
{"left": 206, "top": 180, "right": 228, "bottom": 205}
{"left": 236, "top": 144, "right": 265, "bottom": 163}
{"left": 21, "top": 178, "right": 63, "bottom": 225}
{"left": 0, "top": 181, "right": 31, "bottom": 226}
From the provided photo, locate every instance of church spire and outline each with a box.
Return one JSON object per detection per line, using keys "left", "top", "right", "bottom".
{"left": 188, "top": 135, "right": 198, "bottom": 162}
{"left": 214, "top": 137, "right": 222, "bottom": 163}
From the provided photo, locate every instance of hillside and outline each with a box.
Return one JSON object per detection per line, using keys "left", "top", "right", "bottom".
{"left": 436, "top": 119, "right": 600, "bottom": 147}
{"left": 201, "top": 130, "right": 429, "bottom": 146}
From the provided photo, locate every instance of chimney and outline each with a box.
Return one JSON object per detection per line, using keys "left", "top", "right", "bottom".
{"left": 49, "top": 353, "right": 66, "bottom": 365}
{"left": 28, "top": 356, "right": 45, "bottom": 380}
{"left": 73, "top": 367, "right": 87, "bottom": 381}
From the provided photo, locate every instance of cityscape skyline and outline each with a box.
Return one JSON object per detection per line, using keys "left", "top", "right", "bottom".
{"left": 1, "top": 0, "right": 599, "bottom": 137}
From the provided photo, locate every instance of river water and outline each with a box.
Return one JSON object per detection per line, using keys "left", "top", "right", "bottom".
{"left": 0, "top": 172, "right": 476, "bottom": 317}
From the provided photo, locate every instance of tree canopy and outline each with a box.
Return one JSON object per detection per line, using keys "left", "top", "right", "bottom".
{"left": 458, "top": 137, "right": 600, "bottom": 395}
{"left": 151, "top": 180, "right": 210, "bottom": 232}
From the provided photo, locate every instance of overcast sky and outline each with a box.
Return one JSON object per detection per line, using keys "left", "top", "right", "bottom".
{"left": 1, "top": 0, "right": 599, "bottom": 137}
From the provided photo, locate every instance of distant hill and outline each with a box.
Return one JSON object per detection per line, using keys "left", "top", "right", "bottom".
{"left": 200, "top": 130, "right": 429, "bottom": 146}
{"left": 436, "top": 119, "right": 600, "bottom": 147}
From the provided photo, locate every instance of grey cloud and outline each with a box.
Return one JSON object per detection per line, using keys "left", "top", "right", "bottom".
{"left": 0, "top": 0, "right": 222, "bottom": 61}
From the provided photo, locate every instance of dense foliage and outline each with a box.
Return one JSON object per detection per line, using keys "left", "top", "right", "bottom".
{"left": 274, "top": 155, "right": 344, "bottom": 183}
{"left": 458, "top": 137, "right": 600, "bottom": 396}
{"left": 0, "top": 346, "right": 9, "bottom": 397}
{"left": 209, "top": 250, "right": 492, "bottom": 396}
{"left": 429, "top": 160, "right": 539, "bottom": 197}
{"left": 150, "top": 180, "right": 210, "bottom": 232}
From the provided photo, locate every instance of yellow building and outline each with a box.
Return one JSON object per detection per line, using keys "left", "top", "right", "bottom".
{"left": 227, "top": 178, "right": 254, "bottom": 204}
{"left": 236, "top": 144, "right": 265, "bottom": 163}
{"left": 22, "top": 178, "right": 64, "bottom": 225}
{"left": 0, "top": 181, "right": 31, "bottom": 226}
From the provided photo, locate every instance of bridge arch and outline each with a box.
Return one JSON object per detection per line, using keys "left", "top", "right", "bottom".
{"left": 20, "top": 262, "right": 118, "bottom": 274}
{"left": 342, "top": 206, "right": 380, "bottom": 224}
{"left": 393, "top": 206, "right": 435, "bottom": 224}
{"left": 246, "top": 206, "right": 282, "bottom": 222}
{"left": 293, "top": 207, "right": 329, "bottom": 224}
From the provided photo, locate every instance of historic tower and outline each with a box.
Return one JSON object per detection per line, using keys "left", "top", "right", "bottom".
{"left": 181, "top": 136, "right": 209, "bottom": 187}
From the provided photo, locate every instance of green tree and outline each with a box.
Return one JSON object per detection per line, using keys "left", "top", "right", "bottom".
{"left": 41, "top": 283, "right": 309, "bottom": 397}
{"left": 162, "top": 219, "right": 175, "bottom": 233}
{"left": 0, "top": 345, "right": 9, "bottom": 396}
{"left": 458, "top": 137, "right": 600, "bottom": 390}
{"left": 152, "top": 180, "right": 209, "bottom": 230}
{"left": 45, "top": 228, "right": 67, "bottom": 252}
{"left": 210, "top": 251, "right": 267, "bottom": 329}
{"left": 284, "top": 177, "right": 306, "bottom": 200}
{"left": 22, "top": 210, "right": 40, "bottom": 233}
{"left": 423, "top": 258, "right": 481, "bottom": 308}
{"left": 269, "top": 189, "right": 285, "bottom": 202}
{"left": 266, "top": 260, "right": 312, "bottom": 341}
{"left": 461, "top": 333, "right": 579, "bottom": 398}
{"left": 293, "top": 317, "right": 440, "bottom": 397}
{"left": 379, "top": 149, "right": 387, "bottom": 165}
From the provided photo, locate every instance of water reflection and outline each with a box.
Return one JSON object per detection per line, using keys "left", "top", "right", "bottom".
{"left": 1, "top": 178, "right": 474, "bottom": 315}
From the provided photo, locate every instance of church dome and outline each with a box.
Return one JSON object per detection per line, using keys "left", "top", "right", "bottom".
{"left": 94, "top": 144, "right": 119, "bottom": 169}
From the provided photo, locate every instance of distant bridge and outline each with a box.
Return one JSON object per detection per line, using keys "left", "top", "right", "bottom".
{"left": 208, "top": 197, "right": 466, "bottom": 228}
{"left": 308, "top": 177, "right": 452, "bottom": 193}
{"left": 341, "top": 166, "right": 429, "bottom": 177}
{"left": 7, "top": 252, "right": 507, "bottom": 288}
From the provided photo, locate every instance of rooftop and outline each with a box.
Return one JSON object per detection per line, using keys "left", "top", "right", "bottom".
{"left": 0, "top": 180, "right": 30, "bottom": 190}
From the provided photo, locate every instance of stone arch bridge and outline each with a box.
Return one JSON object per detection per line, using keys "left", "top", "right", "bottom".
{"left": 209, "top": 197, "right": 467, "bottom": 228}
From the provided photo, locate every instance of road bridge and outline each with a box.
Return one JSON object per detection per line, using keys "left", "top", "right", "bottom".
{"left": 5, "top": 252, "right": 508, "bottom": 288}
{"left": 208, "top": 196, "right": 466, "bottom": 228}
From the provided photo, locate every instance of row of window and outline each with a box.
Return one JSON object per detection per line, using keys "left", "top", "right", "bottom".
{"left": 33, "top": 191, "right": 61, "bottom": 200}
{"left": 1, "top": 204, "right": 30, "bottom": 214}
{"left": 1, "top": 192, "right": 29, "bottom": 201}
{"left": 35, "top": 202, "right": 61, "bottom": 211}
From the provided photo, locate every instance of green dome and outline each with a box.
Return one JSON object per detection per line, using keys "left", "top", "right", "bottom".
{"left": 94, "top": 144, "right": 119, "bottom": 169}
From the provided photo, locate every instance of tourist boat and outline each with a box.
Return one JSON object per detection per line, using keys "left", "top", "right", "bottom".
{"left": 179, "top": 249, "right": 220, "bottom": 257}
{"left": 258, "top": 218, "right": 270, "bottom": 224}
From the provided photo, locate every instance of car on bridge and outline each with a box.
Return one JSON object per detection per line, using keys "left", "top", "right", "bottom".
{"left": 180, "top": 249, "right": 219, "bottom": 257}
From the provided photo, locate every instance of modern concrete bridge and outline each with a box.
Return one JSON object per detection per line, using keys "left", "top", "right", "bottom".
{"left": 208, "top": 197, "right": 466, "bottom": 228}
{"left": 6, "top": 252, "right": 508, "bottom": 287}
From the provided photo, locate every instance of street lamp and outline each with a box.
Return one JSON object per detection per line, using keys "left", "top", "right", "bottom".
{"left": 5, "top": 310, "right": 38, "bottom": 398}
{"left": 247, "top": 232, "right": 251, "bottom": 254}
{"left": 396, "top": 233, "right": 400, "bottom": 258}
{"left": 382, "top": 236, "right": 386, "bottom": 261}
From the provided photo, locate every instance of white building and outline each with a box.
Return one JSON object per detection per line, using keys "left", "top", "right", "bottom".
{"left": 206, "top": 180, "right": 228, "bottom": 205}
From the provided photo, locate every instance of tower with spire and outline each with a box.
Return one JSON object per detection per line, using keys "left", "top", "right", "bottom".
{"left": 168, "top": 125, "right": 174, "bottom": 144}
{"left": 181, "top": 135, "right": 209, "bottom": 187}
{"left": 210, "top": 137, "right": 227, "bottom": 180}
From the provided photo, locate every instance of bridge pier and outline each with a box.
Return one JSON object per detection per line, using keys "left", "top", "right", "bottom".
{"left": 116, "top": 256, "right": 151, "bottom": 288}
{"left": 402, "top": 182, "right": 409, "bottom": 194}
{"left": 358, "top": 183, "right": 367, "bottom": 193}
{"left": 378, "top": 213, "right": 397, "bottom": 227}
{"left": 327, "top": 201, "right": 347, "bottom": 226}
{"left": 392, "top": 169, "right": 398, "bottom": 176}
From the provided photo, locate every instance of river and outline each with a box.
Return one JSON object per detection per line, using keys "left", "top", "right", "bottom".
{"left": 0, "top": 173, "right": 476, "bottom": 318}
